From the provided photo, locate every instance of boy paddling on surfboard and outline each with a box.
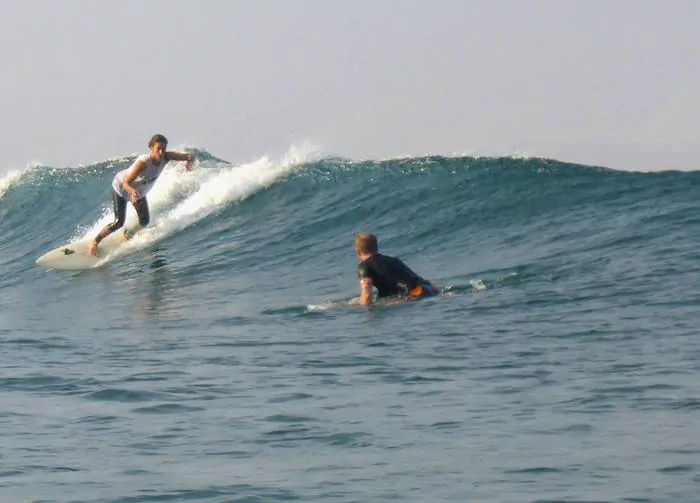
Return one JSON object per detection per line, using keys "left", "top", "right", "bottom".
{"left": 355, "top": 232, "right": 439, "bottom": 306}
{"left": 88, "top": 134, "right": 194, "bottom": 257}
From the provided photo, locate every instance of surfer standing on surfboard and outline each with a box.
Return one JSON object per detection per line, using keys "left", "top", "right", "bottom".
{"left": 88, "top": 134, "right": 194, "bottom": 257}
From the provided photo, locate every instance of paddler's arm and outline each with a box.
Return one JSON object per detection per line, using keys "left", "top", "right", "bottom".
{"left": 165, "top": 151, "right": 196, "bottom": 171}
{"left": 122, "top": 158, "right": 147, "bottom": 203}
{"left": 360, "top": 277, "right": 373, "bottom": 306}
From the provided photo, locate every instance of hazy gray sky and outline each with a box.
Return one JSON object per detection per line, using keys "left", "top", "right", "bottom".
{"left": 1, "top": 0, "right": 697, "bottom": 171}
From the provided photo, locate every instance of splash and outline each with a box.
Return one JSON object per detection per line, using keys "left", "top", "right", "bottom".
{"left": 0, "top": 163, "right": 40, "bottom": 198}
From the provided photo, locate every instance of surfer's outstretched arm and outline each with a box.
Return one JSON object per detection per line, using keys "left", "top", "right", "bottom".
{"left": 165, "top": 151, "right": 195, "bottom": 171}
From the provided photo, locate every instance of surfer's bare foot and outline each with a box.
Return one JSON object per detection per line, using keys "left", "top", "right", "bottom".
{"left": 88, "top": 239, "right": 99, "bottom": 257}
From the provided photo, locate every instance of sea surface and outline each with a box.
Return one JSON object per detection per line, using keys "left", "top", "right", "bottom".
{"left": 1, "top": 147, "right": 699, "bottom": 502}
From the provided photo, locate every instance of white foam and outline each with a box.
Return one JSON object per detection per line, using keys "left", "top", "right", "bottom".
{"left": 306, "top": 296, "right": 360, "bottom": 313}
{"left": 0, "top": 170, "right": 22, "bottom": 198}
{"left": 306, "top": 301, "right": 337, "bottom": 313}
{"left": 0, "top": 163, "right": 40, "bottom": 198}
{"left": 470, "top": 279, "right": 487, "bottom": 291}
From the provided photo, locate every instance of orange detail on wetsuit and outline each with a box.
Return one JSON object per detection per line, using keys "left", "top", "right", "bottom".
{"left": 408, "top": 285, "right": 426, "bottom": 298}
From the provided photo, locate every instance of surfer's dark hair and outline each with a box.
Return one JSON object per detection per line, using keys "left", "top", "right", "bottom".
{"left": 149, "top": 134, "right": 168, "bottom": 148}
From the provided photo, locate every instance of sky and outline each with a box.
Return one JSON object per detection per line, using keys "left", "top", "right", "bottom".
{"left": 1, "top": 0, "right": 698, "bottom": 172}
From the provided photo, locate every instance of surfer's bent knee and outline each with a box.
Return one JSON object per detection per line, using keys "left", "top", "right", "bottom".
{"left": 108, "top": 217, "right": 126, "bottom": 232}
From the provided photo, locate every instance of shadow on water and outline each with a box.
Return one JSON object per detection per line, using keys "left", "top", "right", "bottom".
{"left": 135, "top": 250, "right": 171, "bottom": 317}
{"left": 59, "top": 246, "right": 174, "bottom": 317}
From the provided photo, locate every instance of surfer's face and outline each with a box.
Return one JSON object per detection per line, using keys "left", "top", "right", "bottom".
{"left": 150, "top": 142, "right": 167, "bottom": 163}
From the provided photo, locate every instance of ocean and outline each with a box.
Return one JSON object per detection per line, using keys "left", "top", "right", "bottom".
{"left": 1, "top": 146, "right": 698, "bottom": 502}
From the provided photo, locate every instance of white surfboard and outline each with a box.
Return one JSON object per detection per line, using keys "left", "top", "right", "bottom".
{"left": 36, "top": 230, "right": 133, "bottom": 271}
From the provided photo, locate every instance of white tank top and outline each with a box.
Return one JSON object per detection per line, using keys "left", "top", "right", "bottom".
{"left": 112, "top": 154, "right": 168, "bottom": 199}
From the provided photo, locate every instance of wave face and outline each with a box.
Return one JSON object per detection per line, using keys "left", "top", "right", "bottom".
{"left": 1, "top": 149, "right": 699, "bottom": 502}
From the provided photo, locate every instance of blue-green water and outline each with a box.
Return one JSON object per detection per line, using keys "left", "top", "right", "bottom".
{"left": 1, "top": 149, "right": 699, "bottom": 502}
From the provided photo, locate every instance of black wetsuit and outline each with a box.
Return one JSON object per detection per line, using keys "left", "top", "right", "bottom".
{"left": 357, "top": 253, "right": 433, "bottom": 298}
{"left": 97, "top": 189, "right": 150, "bottom": 243}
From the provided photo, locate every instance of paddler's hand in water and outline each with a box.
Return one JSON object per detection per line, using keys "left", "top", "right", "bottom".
{"left": 185, "top": 153, "right": 195, "bottom": 171}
